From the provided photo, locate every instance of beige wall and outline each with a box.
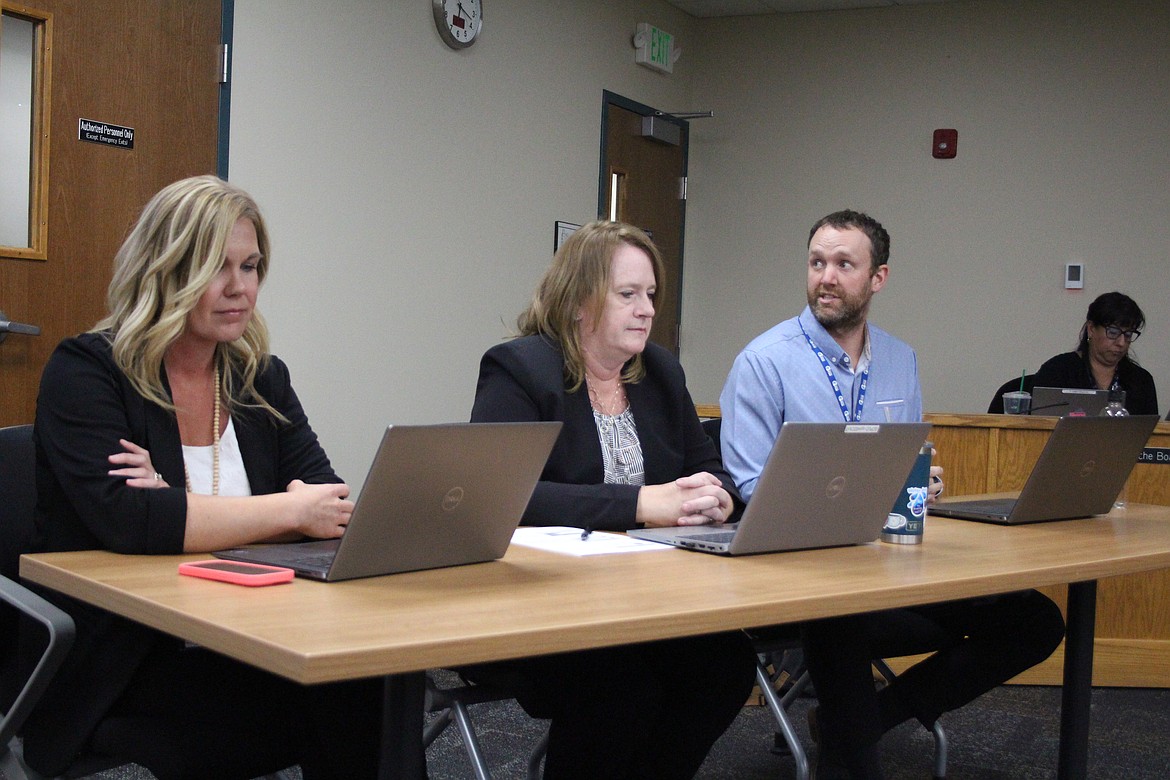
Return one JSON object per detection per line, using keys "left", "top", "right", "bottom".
{"left": 231, "top": 0, "right": 1170, "bottom": 486}
{"left": 682, "top": 0, "right": 1170, "bottom": 412}
{"left": 230, "top": 0, "right": 698, "bottom": 483}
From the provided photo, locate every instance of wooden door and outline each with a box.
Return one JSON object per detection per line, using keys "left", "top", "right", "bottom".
{"left": 599, "top": 92, "right": 688, "bottom": 356}
{"left": 0, "top": 0, "right": 223, "bottom": 426}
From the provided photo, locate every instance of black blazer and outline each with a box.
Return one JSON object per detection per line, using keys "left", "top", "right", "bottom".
{"left": 1033, "top": 350, "right": 1159, "bottom": 416}
{"left": 24, "top": 332, "right": 339, "bottom": 774}
{"left": 470, "top": 335, "right": 742, "bottom": 531}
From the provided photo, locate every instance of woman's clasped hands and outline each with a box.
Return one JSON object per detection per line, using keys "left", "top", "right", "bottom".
{"left": 637, "top": 471, "right": 734, "bottom": 528}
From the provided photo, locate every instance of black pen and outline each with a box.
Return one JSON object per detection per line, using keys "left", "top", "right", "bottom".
{"left": 580, "top": 526, "right": 592, "bottom": 541}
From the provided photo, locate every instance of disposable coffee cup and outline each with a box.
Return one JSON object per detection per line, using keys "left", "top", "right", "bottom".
{"left": 882, "top": 443, "right": 932, "bottom": 544}
{"left": 1002, "top": 390, "right": 1031, "bottom": 415}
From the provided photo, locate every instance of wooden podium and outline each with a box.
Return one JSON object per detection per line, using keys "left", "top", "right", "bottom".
{"left": 925, "top": 413, "right": 1170, "bottom": 686}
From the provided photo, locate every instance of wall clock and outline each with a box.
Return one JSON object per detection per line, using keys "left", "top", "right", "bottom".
{"left": 432, "top": 0, "right": 482, "bottom": 49}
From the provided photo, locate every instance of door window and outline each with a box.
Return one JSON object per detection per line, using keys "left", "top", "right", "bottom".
{"left": 1, "top": 6, "right": 51, "bottom": 259}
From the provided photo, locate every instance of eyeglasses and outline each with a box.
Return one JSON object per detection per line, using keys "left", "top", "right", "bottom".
{"left": 1100, "top": 325, "right": 1141, "bottom": 343}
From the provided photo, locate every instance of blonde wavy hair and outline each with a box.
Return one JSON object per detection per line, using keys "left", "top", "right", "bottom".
{"left": 517, "top": 220, "right": 664, "bottom": 392}
{"left": 93, "top": 175, "right": 281, "bottom": 418}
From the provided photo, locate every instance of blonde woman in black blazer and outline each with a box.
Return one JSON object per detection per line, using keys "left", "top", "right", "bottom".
{"left": 26, "top": 176, "right": 381, "bottom": 779}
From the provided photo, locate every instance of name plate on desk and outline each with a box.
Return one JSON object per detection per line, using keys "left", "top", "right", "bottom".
{"left": 1139, "top": 447, "right": 1170, "bottom": 465}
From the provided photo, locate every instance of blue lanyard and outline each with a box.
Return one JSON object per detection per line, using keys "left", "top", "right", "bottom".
{"left": 800, "top": 322, "right": 868, "bottom": 423}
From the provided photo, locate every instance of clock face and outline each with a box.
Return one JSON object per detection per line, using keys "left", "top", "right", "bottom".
{"left": 433, "top": 0, "right": 482, "bottom": 49}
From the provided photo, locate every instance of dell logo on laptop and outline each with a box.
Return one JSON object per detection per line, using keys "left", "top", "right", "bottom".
{"left": 441, "top": 487, "right": 465, "bottom": 511}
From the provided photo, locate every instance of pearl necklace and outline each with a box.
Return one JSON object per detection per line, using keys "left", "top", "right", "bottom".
{"left": 184, "top": 365, "right": 221, "bottom": 495}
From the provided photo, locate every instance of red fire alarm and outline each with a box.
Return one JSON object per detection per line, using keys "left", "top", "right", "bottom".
{"left": 933, "top": 128, "right": 958, "bottom": 159}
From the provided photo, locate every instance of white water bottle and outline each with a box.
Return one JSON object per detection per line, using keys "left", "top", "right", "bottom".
{"left": 1100, "top": 388, "right": 1129, "bottom": 509}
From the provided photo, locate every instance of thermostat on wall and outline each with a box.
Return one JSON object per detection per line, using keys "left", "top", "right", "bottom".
{"left": 1065, "top": 262, "right": 1084, "bottom": 289}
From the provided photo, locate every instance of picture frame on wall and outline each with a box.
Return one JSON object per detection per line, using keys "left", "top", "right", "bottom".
{"left": 554, "top": 221, "right": 581, "bottom": 252}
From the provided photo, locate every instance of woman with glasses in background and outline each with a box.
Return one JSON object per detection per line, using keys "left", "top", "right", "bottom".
{"left": 1033, "top": 291, "right": 1159, "bottom": 415}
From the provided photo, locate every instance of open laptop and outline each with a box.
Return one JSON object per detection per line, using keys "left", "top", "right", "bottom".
{"left": 627, "top": 421, "right": 930, "bottom": 555}
{"left": 215, "top": 421, "right": 561, "bottom": 580}
{"left": 1030, "top": 386, "right": 1111, "bottom": 417}
{"left": 931, "top": 414, "right": 1158, "bottom": 525}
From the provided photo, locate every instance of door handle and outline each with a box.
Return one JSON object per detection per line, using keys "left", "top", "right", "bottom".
{"left": 0, "top": 310, "right": 41, "bottom": 344}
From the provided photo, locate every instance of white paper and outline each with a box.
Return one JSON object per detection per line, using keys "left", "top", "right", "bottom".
{"left": 510, "top": 526, "right": 673, "bottom": 556}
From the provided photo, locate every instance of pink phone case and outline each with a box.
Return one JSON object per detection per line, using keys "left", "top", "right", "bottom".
{"left": 178, "top": 559, "right": 295, "bottom": 586}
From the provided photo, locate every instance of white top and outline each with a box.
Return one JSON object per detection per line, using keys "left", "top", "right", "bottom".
{"left": 182, "top": 416, "right": 252, "bottom": 496}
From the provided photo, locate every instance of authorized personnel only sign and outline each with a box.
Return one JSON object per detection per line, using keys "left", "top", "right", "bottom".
{"left": 78, "top": 118, "right": 135, "bottom": 149}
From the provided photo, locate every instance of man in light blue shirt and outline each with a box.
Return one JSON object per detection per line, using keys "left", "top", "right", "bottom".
{"left": 720, "top": 307, "right": 922, "bottom": 501}
{"left": 719, "top": 211, "right": 1064, "bottom": 779}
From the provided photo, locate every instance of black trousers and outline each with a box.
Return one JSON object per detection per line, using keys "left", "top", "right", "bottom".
{"left": 467, "top": 630, "right": 757, "bottom": 780}
{"left": 802, "top": 589, "right": 1066, "bottom": 776}
{"left": 95, "top": 642, "right": 384, "bottom": 780}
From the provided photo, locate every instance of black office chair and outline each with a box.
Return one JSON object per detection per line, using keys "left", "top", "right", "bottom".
{"left": 988, "top": 374, "right": 1035, "bottom": 413}
{"left": 0, "top": 424, "right": 296, "bottom": 780}
{"left": 0, "top": 426, "right": 39, "bottom": 664}
{"left": 0, "top": 577, "right": 76, "bottom": 780}
{"left": 424, "top": 669, "right": 548, "bottom": 780}
{"left": 1, "top": 424, "right": 76, "bottom": 780}
{"left": 700, "top": 416, "right": 948, "bottom": 780}
{"left": 745, "top": 625, "right": 815, "bottom": 779}
{"left": 0, "top": 423, "right": 100, "bottom": 780}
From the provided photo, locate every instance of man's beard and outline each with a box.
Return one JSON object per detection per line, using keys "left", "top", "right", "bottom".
{"left": 808, "top": 285, "right": 870, "bottom": 334}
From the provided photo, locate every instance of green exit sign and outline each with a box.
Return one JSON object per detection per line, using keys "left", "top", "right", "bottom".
{"left": 634, "top": 23, "right": 677, "bottom": 74}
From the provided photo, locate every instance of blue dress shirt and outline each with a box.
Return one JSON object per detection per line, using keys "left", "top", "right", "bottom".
{"left": 719, "top": 306, "right": 922, "bottom": 500}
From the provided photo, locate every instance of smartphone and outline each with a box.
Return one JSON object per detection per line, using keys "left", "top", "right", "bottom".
{"left": 178, "top": 559, "right": 295, "bottom": 586}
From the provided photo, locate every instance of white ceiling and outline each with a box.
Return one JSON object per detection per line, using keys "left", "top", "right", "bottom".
{"left": 661, "top": 0, "right": 959, "bottom": 17}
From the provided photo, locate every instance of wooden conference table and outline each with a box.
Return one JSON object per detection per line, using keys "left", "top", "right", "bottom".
{"left": 926, "top": 413, "right": 1170, "bottom": 687}
{"left": 22, "top": 503, "right": 1170, "bottom": 780}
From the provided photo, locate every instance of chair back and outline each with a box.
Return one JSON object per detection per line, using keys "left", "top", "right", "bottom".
{"left": 1, "top": 425, "right": 36, "bottom": 708}
{"left": 701, "top": 417, "right": 722, "bottom": 459}
{"left": 0, "top": 425, "right": 36, "bottom": 584}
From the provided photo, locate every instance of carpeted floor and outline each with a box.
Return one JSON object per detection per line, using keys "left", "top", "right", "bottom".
{"left": 414, "top": 682, "right": 1170, "bottom": 779}
{"left": 9, "top": 681, "right": 1169, "bottom": 779}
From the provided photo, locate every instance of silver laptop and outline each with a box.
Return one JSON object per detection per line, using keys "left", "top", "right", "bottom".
{"left": 215, "top": 421, "right": 561, "bottom": 580}
{"left": 627, "top": 422, "right": 931, "bottom": 555}
{"left": 932, "top": 414, "right": 1157, "bottom": 525}
{"left": 1030, "top": 386, "right": 1111, "bottom": 417}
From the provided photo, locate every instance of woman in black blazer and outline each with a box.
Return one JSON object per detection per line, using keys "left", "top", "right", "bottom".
{"left": 1032, "top": 291, "right": 1158, "bottom": 415}
{"left": 26, "top": 176, "right": 381, "bottom": 779}
{"left": 469, "top": 221, "right": 755, "bottom": 779}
